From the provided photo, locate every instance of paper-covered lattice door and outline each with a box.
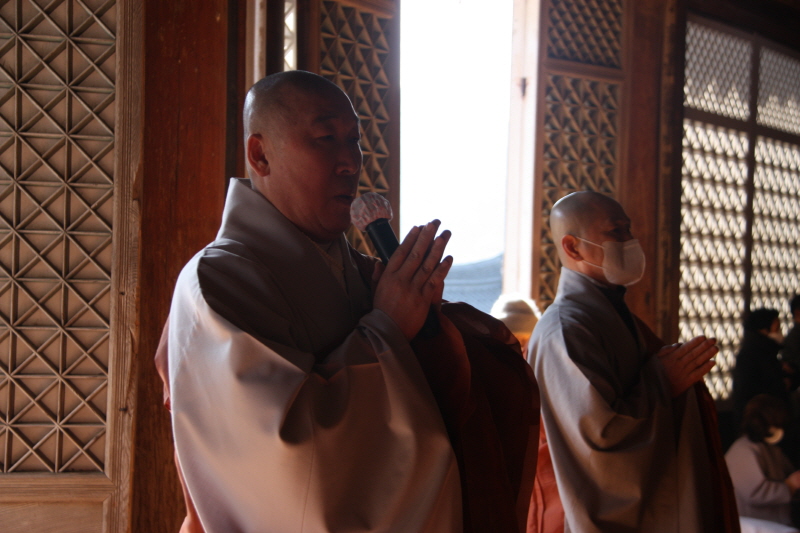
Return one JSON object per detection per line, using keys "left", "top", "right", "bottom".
{"left": 680, "top": 16, "right": 800, "bottom": 399}
{"left": 0, "top": 1, "right": 137, "bottom": 531}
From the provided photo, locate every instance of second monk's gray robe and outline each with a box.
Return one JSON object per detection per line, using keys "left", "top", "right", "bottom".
{"left": 529, "top": 267, "right": 722, "bottom": 533}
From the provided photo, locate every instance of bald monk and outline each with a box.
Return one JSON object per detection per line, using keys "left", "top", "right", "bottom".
{"left": 158, "top": 70, "right": 538, "bottom": 533}
{"left": 527, "top": 191, "right": 739, "bottom": 532}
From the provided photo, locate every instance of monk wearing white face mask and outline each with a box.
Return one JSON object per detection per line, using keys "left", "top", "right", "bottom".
{"left": 526, "top": 191, "right": 739, "bottom": 533}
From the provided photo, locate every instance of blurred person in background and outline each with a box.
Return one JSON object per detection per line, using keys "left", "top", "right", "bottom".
{"left": 726, "top": 394, "right": 800, "bottom": 532}
{"left": 492, "top": 294, "right": 540, "bottom": 359}
{"left": 732, "top": 309, "right": 790, "bottom": 427}
{"left": 782, "top": 295, "right": 800, "bottom": 386}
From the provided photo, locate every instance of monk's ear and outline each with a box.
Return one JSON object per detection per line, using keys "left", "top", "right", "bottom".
{"left": 561, "top": 234, "right": 583, "bottom": 261}
{"left": 246, "top": 134, "right": 270, "bottom": 178}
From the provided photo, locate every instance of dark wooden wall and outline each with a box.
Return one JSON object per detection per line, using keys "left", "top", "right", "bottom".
{"left": 131, "top": 1, "right": 244, "bottom": 530}
{"left": 619, "top": 0, "right": 677, "bottom": 338}
{"left": 619, "top": 0, "right": 696, "bottom": 343}
{"left": 690, "top": 0, "right": 800, "bottom": 51}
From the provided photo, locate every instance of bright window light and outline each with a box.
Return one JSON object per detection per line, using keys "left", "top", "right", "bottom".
{"left": 400, "top": 0, "right": 514, "bottom": 266}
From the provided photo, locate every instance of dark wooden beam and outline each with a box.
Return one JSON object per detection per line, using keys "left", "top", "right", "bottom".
{"left": 296, "top": 0, "right": 322, "bottom": 74}
{"left": 133, "top": 1, "right": 231, "bottom": 531}
{"left": 227, "top": 0, "right": 248, "bottom": 181}
{"left": 620, "top": 0, "right": 668, "bottom": 332}
{"left": 689, "top": 0, "right": 800, "bottom": 50}
{"left": 658, "top": 0, "right": 689, "bottom": 344}
{"left": 266, "top": 0, "right": 287, "bottom": 75}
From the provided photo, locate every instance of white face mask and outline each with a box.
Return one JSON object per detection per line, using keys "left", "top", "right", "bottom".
{"left": 577, "top": 237, "right": 646, "bottom": 287}
{"left": 765, "top": 426, "right": 784, "bottom": 445}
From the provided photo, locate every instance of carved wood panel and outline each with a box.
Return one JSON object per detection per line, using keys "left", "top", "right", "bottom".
{"left": 546, "top": 0, "right": 623, "bottom": 68}
{"left": 0, "top": 0, "right": 115, "bottom": 476}
{"left": 538, "top": 75, "right": 619, "bottom": 305}
{"left": 533, "top": 0, "right": 623, "bottom": 311}
{"left": 0, "top": 0, "right": 138, "bottom": 531}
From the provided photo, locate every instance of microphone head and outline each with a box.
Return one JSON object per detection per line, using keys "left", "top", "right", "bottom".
{"left": 350, "top": 192, "right": 393, "bottom": 232}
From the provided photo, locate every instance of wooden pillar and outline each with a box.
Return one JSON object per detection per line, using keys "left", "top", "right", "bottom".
{"left": 619, "top": 0, "right": 676, "bottom": 337}
{"left": 132, "top": 1, "right": 235, "bottom": 530}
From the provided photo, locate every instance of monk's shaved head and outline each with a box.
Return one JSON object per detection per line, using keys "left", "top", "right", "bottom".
{"left": 242, "top": 70, "right": 362, "bottom": 242}
{"left": 551, "top": 191, "right": 626, "bottom": 262}
{"left": 243, "top": 70, "right": 349, "bottom": 142}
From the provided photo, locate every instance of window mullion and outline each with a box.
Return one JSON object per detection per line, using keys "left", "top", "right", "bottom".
{"left": 740, "top": 39, "right": 761, "bottom": 317}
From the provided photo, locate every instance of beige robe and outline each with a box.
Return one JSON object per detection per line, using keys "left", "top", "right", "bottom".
{"left": 167, "top": 179, "right": 461, "bottom": 532}
{"left": 529, "top": 267, "right": 727, "bottom": 532}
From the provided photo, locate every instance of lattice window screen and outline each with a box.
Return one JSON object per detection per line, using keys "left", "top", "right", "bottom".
{"left": 758, "top": 48, "right": 800, "bottom": 136}
{"left": 0, "top": 0, "right": 115, "bottom": 473}
{"left": 679, "top": 121, "right": 748, "bottom": 398}
{"left": 751, "top": 138, "right": 800, "bottom": 327}
{"left": 534, "top": 0, "right": 623, "bottom": 311}
{"left": 284, "top": 0, "right": 297, "bottom": 71}
{"left": 680, "top": 18, "right": 800, "bottom": 399}
{"left": 318, "top": 0, "right": 392, "bottom": 256}
{"left": 684, "top": 22, "right": 751, "bottom": 121}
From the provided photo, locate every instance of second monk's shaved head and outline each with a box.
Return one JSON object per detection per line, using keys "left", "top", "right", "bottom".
{"left": 550, "top": 191, "right": 624, "bottom": 262}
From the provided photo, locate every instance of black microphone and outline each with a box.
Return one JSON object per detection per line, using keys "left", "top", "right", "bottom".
{"left": 350, "top": 192, "right": 397, "bottom": 264}
{"left": 351, "top": 192, "right": 440, "bottom": 338}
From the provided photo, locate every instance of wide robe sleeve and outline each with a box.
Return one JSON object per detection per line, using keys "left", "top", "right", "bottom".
{"left": 167, "top": 252, "right": 462, "bottom": 533}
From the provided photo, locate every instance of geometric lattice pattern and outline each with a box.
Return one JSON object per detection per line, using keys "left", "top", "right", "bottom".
{"left": 319, "top": 0, "right": 391, "bottom": 255}
{"left": 0, "top": 0, "right": 115, "bottom": 472}
{"left": 537, "top": 74, "right": 619, "bottom": 309}
{"left": 684, "top": 21, "right": 752, "bottom": 122}
{"left": 758, "top": 48, "right": 800, "bottom": 136}
{"left": 546, "top": 0, "right": 622, "bottom": 69}
{"left": 679, "top": 120, "right": 749, "bottom": 400}
{"left": 283, "top": 0, "right": 297, "bottom": 71}
{"left": 681, "top": 18, "right": 800, "bottom": 400}
{"left": 751, "top": 138, "right": 800, "bottom": 329}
